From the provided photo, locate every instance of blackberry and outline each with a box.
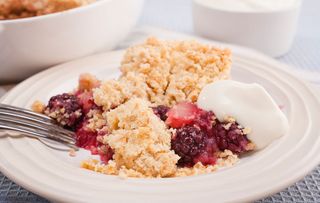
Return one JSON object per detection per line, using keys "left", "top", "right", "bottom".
{"left": 152, "top": 105, "right": 170, "bottom": 121}
{"left": 171, "top": 125, "right": 217, "bottom": 167}
{"left": 45, "top": 93, "right": 82, "bottom": 127}
{"left": 213, "top": 121, "right": 251, "bottom": 154}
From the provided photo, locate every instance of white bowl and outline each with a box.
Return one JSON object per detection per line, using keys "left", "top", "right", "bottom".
{"left": 193, "top": 0, "right": 301, "bottom": 57}
{"left": 0, "top": 0, "right": 144, "bottom": 83}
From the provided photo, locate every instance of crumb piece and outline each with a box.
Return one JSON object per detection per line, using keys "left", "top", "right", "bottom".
{"left": 81, "top": 160, "right": 118, "bottom": 175}
{"left": 223, "top": 122, "right": 232, "bottom": 130}
{"left": 224, "top": 116, "right": 236, "bottom": 123}
{"left": 81, "top": 159, "right": 99, "bottom": 170}
{"left": 78, "top": 73, "right": 100, "bottom": 91}
{"left": 216, "top": 149, "right": 239, "bottom": 167}
{"left": 69, "top": 148, "right": 76, "bottom": 157}
{"left": 245, "top": 142, "right": 256, "bottom": 151}
{"left": 31, "top": 100, "right": 45, "bottom": 113}
{"left": 242, "top": 127, "right": 251, "bottom": 135}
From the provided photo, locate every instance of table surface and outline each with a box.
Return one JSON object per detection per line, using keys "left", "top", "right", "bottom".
{"left": 1, "top": 0, "right": 320, "bottom": 202}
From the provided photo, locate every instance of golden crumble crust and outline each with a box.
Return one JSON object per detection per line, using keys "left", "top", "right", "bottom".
{"left": 102, "top": 98, "right": 179, "bottom": 178}
{"left": 92, "top": 37, "right": 232, "bottom": 111}
{"left": 121, "top": 37, "right": 231, "bottom": 105}
{"left": 81, "top": 150, "right": 239, "bottom": 178}
{"left": 93, "top": 79, "right": 127, "bottom": 111}
{"left": 0, "top": 0, "right": 94, "bottom": 20}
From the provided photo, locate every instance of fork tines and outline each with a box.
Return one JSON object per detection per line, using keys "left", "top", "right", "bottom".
{"left": 0, "top": 103, "right": 78, "bottom": 150}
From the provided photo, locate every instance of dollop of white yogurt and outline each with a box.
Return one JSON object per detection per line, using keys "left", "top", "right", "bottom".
{"left": 197, "top": 80, "right": 289, "bottom": 150}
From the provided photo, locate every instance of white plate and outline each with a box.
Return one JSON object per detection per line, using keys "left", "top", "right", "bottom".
{"left": 0, "top": 49, "right": 320, "bottom": 203}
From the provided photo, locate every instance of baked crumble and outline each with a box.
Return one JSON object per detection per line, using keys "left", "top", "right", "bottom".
{"left": 33, "top": 38, "right": 255, "bottom": 178}
{"left": 0, "top": 0, "right": 95, "bottom": 20}
{"left": 93, "top": 37, "right": 231, "bottom": 110}
{"left": 102, "top": 98, "right": 179, "bottom": 177}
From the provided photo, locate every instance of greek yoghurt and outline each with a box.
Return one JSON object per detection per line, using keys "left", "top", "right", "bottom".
{"left": 198, "top": 0, "right": 300, "bottom": 12}
{"left": 197, "top": 80, "right": 289, "bottom": 150}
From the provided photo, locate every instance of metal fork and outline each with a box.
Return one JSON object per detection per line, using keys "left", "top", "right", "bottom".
{"left": 0, "top": 103, "right": 78, "bottom": 150}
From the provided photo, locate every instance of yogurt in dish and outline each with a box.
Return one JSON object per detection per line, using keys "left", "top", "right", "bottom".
{"left": 198, "top": 80, "right": 289, "bottom": 150}
{"left": 198, "top": 0, "right": 300, "bottom": 12}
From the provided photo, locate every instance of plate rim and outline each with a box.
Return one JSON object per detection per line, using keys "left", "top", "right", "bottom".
{"left": 1, "top": 49, "right": 320, "bottom": 203}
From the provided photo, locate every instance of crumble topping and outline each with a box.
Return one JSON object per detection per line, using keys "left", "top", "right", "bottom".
{"left": 102, "top": 98, "right": 179, "bottom": 177}
{"left": 86, "top": 109, "right": 106, "bottom": 131}
{"left": 93, "top": 79, "right": 126, "bottom": 111}
{"left": 0, "top": 0, "right": 95, "bottom": 20}
{"left": 81, "top": 149, "right": 239, "bottom": 178}
{"left": 93, "top": 37, "right": 232, "bottom": 110}
{"left": 93, "top": 72, "right": 151, "bottom": 111}
{"left": 175, "top": 150, "right": 238, "bottom": 177}
{"left": 36, "top": 38, "right": 256, "bottom": 178}
{"left": 121, "top": 37, "right": 231, "bottom": 106}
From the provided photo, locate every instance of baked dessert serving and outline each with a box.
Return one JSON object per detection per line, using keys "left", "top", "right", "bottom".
{"left": 33, "top": 38, "right": 256, "bottom": 178}
{"left": 0, "top": 0, "right": 94, "bottom": 20}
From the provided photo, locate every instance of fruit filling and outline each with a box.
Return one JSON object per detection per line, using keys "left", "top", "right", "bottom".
{"left": 44, "top": 89, "right": 253, "bottom": 168}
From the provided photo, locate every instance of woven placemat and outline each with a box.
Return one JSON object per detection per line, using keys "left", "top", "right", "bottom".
{"left": 1, "top": 165, "right": 320, "bottom": 202}
{"left": 1, "top": 0, "right": 320, "bottom": 199}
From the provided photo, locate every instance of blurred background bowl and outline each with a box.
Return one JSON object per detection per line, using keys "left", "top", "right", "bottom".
{"left": 0, "top": 0, "right": 144, "bottom": 83}
{"left": 193, "top": 0, "right": 301, "bottom": 57}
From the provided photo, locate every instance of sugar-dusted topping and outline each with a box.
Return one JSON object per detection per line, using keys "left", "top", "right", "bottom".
{"left": 103, "top": 98, "right": 179, "bottom": 178}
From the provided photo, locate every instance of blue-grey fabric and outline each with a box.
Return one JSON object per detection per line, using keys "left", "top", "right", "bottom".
{"left": 1, "top": 0, "right": 319, "bottom": 202}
